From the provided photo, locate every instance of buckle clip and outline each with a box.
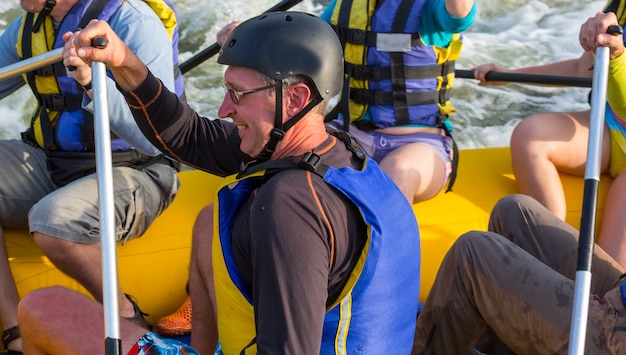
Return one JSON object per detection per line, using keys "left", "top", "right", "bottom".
{"left": 298, "top": 151, "right": 322, "bottom": 172}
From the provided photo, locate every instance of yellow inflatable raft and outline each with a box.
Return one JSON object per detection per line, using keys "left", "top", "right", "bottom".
{"left": 5, "top": 147, "right": 612, "bottom": 323}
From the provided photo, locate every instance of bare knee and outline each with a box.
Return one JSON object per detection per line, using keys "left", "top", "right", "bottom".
{"left": 18, "top": 286, "right": 66, "bottom": 327}
{"left": 510, "top": 114, "right": 548, "bottom": 158}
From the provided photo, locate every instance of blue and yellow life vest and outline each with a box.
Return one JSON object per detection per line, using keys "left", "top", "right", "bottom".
{"left": 17, "top": 0, "right": 184, "bottom": 151}
{"left": 329, "top": 0, "right": 462, "bottom": 129}
{"left": 212, "top": 147, "right": 421, "bottom": 354}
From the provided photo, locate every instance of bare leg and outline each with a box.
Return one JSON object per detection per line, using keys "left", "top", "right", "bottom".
{"left": 509, "top": 110, "right": 609, "bottom": 220}
{"left": 32, "top": 233, "right": 137, "bottom": 319}
{"left": 0, "top": 228, "right": 23, "bottom": 352}
{"left": 18, "top": 286, "right": 146, "bottom": 354}
{"left": 598, "top": 172, "right": 626, "bottom": 269}
{"left": 189, "top": 205, "right": 218, "bottom": 353}
{"left": 379, "top": 142, "right": 448, "bottom": 204}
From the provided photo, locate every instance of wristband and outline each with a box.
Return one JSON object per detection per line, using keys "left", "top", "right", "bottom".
{"left": 81, "top": 81, "right": 92, "bottom": 92}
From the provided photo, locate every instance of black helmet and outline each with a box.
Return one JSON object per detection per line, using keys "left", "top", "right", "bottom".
{"left": 218, "top": 11, "right": 343, "bottom": 99}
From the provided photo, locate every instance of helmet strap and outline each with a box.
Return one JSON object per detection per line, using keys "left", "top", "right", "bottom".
{"left": 255, "top": 81, "right": 323, "bottom": 162}
{"left": 256, "top": 81, "right": 285, "bottom": 162}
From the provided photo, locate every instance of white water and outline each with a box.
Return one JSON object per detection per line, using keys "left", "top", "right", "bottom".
{"left": 0, "top": 0, "right": 605, "bottom": 148}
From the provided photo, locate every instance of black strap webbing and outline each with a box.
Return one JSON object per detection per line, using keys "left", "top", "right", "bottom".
{"left": 333, "top": 26, "right": 422, "bottom": 47}
{"left": 23, "top": 12, "right": 55, "bottom": 149}
{"left": 349, "top": 88, "right": 443, "bottom": 106}
{"left": 443, "top": 123, "right": 458, "bottom": 193}
{"left": 347, "top": 60, "right": 455, "bottom": 81}
{"left": 77, "top": 0, "right": 109, "bottom": 30}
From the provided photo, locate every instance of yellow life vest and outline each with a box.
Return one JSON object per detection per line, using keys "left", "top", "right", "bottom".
{"left": 16, "top": 0, "right": 181, "bottom": 150}
{"left": 329, "top": 0, "right": 463, "bottom": 128}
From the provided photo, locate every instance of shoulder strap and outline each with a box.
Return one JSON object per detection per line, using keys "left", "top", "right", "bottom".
{"left": 78, "top": 0, "right": 109, "bottom": 29}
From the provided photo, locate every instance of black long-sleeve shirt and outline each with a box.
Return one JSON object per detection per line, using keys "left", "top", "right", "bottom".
{"left": 123, "top": 72, "right": 367, "bottom": 354}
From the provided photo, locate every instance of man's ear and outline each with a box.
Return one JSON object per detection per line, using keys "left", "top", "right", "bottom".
{"left": 285, "top": 83, "right": 311, "bottom": 117}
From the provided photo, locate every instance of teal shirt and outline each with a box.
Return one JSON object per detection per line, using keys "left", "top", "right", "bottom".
{"left": 319, "top": 0, "right": 476, "bottom": 47}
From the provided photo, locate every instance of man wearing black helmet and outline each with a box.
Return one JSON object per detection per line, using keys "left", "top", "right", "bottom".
{"left": 17, "top": 12, "right": 422, "bottom": 354}
{"left": 0, "top": 0, "right": 184, "bottom": 353}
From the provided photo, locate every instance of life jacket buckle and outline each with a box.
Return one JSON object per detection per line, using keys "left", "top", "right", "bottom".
{"left": 298, "top": 151, "right": 322, "bottom": 172}
{"left": 350, "top": 89, "right": 370, "bottom": 105}
{"left": 36, "top": 64, "right": 55, "bottom": 77}
{"left": 353, "top": 65, "right": 371, "bottom": 81}
{"left": 349, "top": 29, "right": 367, "bottom": 45}
{"left": 49, "top": 94, "right": 67, "bottom": 111}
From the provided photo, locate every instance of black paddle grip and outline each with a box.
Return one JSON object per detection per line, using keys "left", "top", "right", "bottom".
{"left": 608, "top": 25, "right": 623, "bottom": 36}
{"left": 92, "top": 36, "right": 107, "bottom": 49}
{"left": 67, "top": 37, "right": 107, "bottom": 71}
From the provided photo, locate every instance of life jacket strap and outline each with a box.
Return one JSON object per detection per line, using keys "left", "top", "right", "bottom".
{"left": 346, "top": 60, "right": 455, "bottom": 81}
{"left": 39, "top": 93, "right": 83, "bottom": 111}
{"left": 349, "top": 88, "right": 448, "bottom": 107}
{"left": 333, "top": 26, "right": 422, "bottom": 47}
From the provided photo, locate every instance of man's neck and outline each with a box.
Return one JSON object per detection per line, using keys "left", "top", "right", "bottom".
{"left": 271, "top": 120, "right": 329, "bottom": 160}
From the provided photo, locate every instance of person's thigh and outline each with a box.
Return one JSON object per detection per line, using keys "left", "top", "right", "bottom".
{"left": 414, "top": 231, "right": 614, "bottom": 355}
{"left": 511, "top": 110, "right": 609, "bottom": 176}
{"left": 598, "top": 173, "right": 626, "bottom": 268}
{"left": 0, "top": 140, "right": 56, "bottom": 228}
{"left": 19, "top": 286, "right": 149, "bottom": 354}
{"left": 376, "top": 134, "right": 451, "bottom": 202}
{"left": 489, "top": 194, "right": 623, "bottom": 296}
{"left": 29, "top": 164, "right": 179, "bottom": 243}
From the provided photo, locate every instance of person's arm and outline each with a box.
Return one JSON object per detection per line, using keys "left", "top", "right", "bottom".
{"left": 0, "top": 17, "right": 29, "bottom": 99}
{"left": 444, "top": 0, "right": 474, "bottom": 19}
{"left": 420, "top": 0, "right": 476, "bottom": 47}
{"left": 73, "top": 4, "right": 176, "bottom": 156}
{"left": 122, "top": 71, "right": 249, "bottom": 175}
{"left": 71, "top": 19, "right": 148, "bottom": 92}
{"left": 64, "top": 16, "right": 162, "bottom": 155}
{"left": 595, "top": 13, "right": 626, "bottom": 118}
{"left": 70, "top": 20, "right": 251, "bottom": 174}
{"left": 104, "top": 6, "right": 176, "bottom": 155}
{"left": 319, "top": 0, "right": 337, "bottom": 23}
{"left": 472, "top": 52, "right": 595, "bottom": 86}
{"left": 579, "top": 12, "right": 626, "bottom": 116}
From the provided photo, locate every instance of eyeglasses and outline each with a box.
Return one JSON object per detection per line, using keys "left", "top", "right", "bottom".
{"left": 222, "top": 83, "right": 274, "bottom": 104}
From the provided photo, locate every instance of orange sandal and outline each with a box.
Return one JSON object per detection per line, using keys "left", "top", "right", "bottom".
{"left": 155, "top": 297, "right": 192, "bottom": 336}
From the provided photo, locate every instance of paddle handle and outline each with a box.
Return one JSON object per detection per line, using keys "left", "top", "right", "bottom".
{"left": 0, "top": 47, "right": 63, "bottom": 82}
{"left": 568, "top": 44, "right": 611, "bottom": 355}
{"left": 454, "top": 69, "right": 592, "bottom": 88}
{"left": 570, "top": 24, "right": 623, "bottom": 355}
{"left": 88, "top": 37, "right": 122, "bottom": 355}
{"left": 179, "top": 0, "right": 303, "bottom": 74}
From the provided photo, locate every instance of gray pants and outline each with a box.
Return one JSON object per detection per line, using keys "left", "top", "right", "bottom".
{"left": 413, "top": 194, "right": 626, "bottom": 354}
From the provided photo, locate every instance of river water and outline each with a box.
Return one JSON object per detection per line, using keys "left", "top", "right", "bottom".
{"left": 0, "top": 0, "right": 605, "bottom": 148}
